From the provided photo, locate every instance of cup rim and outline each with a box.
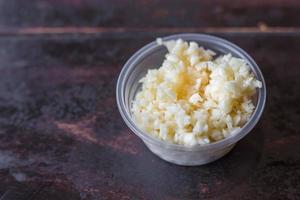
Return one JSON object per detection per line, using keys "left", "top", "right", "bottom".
{"left": 116, "top": 33, "right": 266, "bottom": 151}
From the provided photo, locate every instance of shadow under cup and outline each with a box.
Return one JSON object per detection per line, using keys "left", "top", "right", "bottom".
{"left": 117, "top": 33, "right": 266, "bottom": 166}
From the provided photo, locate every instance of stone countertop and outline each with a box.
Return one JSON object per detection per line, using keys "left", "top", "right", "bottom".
{"left": 0, "top": 1, "right": 299, "bottom": 199}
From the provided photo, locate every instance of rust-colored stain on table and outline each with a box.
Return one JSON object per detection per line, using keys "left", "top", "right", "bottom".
{"left": 0, "top": 0, "right": 300, "bottom": 200}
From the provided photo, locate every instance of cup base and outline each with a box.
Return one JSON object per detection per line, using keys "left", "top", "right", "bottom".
{"left": 145, "top": 142, "right": 236, "bottom": 166}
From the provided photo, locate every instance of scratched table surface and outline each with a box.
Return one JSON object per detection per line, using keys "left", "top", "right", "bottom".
{"left": 0, "top": 0, "right": 300, "bottom": 200}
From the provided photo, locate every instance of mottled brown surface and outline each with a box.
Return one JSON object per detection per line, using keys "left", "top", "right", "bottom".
{"left": 0, "top": 0, "right": 300, "bottom": 28}
{"left": 0, "top": 0, "right": 300, "bottom": 199}
{"left": 0, "top": 33, "right": 299, "bottom": 199}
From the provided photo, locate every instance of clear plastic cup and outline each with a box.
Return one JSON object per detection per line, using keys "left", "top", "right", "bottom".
{"left": 116, "top": 33, "right": 266, "bottom": 166}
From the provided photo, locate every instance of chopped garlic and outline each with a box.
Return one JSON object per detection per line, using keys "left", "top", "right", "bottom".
{"left": 189, "top": 93, "right": 203, "bottom": 105}
{"left": 132, "top": 38, "right": 262, "bottom": 146}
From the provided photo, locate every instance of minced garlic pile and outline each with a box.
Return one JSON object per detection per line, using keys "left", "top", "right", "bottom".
{"left": 132, "top": 38, "right": 262, "bottom": 146}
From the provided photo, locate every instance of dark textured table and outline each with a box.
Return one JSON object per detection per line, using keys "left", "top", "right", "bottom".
{"left": 0, "top": 1, "right": 300, "bottom": 199}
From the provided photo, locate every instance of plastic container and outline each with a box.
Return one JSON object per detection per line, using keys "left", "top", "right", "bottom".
{"left": 116, "top": 33, "right": 266, "bottom": 166}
